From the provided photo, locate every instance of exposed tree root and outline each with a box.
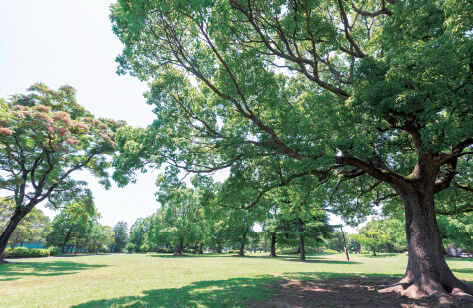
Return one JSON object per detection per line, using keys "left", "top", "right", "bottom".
{"left": 379, "top": 277, "right": 473, "bottom": 307}
{"left": 267, "top": 253, "right": 277, "bottom": 257}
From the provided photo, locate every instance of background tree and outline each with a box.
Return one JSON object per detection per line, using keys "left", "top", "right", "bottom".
{"left": 0, "top": 84, "right": 123, "bottom": 262}
{"left": 46, "top": 200, "right": 100, "bottom": 254}
{"left": 7, "top": 207, "right": 50, "bottom": 249}
{"left": 127, "top": 217, "right": 150, "bottom": 253}
{"left": 111, "top": 0, "right": 473, "bottom": 302}
{"left": 350, "top": 220, "right": 391, "bottom": 256}
{"left": 112, "top": 221, "right": 129, "bottom": 252}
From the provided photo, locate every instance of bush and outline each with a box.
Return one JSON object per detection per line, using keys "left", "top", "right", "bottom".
{"left": 126, "top": 243, "right": 136, "bottom": 253}
{"left": 156, "top": 248, "right": 174, "bottom": 253}
{"left": 323, "top": 249, "right": 339, "bottom": 254}
{"left": 48, "top": 246, "right": 61, "bottom": 256}
{"left": 4, "top": 247, "right": 50, "bottom": 258}
{"left": 360, "top": 251, "right": 371, "bottom": 254}
{"left": 182, "top": 248, "right": 194, "bottom": 253}
{"left": 228, "top": 250, "right": 234, "bottom": 253}
{"left": 139, "top": 243, "right": 150, "bottom": 253}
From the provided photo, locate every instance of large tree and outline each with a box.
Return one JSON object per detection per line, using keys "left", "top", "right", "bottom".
{"left": 111, "top": 0, "right": 473, "bottom": 303}
{"left": 0, "top": 84, "right": 123, "bottom": 262}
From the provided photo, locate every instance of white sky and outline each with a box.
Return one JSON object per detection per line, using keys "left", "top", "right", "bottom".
{"left": 0, "top": 1, "right": 355, "bottom": 233}
{"left": 0, "top": 0, "right": 159, "bottom": 229}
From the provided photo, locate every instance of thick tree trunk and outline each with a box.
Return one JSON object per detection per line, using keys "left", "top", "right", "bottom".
{"left": 372, "top": 248, "right": 376, "bottom": 256}
{"left": 380, "top": 186, "right": 473, "bottom": 305}
{"left": 199, "top": 243, "right": 203, "bottom": 254}
{"left": 269, "top": 233, "right": 277, "bottom": 257}
{"left": 0, "top": 210, "right": 29, "bottom": 263}
{"left": 217, "top": 241, "right": 222, "bottom": 253}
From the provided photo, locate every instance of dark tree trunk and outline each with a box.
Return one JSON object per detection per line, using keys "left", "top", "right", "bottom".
{"left": 299, "top": 234, "right": 305, "bottom": 261}
{"left": 372, "top": 248, "right": 376, "bottom": 256}
{"left": 217, "top": 241, "right": 222, "bottom": 253}
{"left": 298, "top": 220, "right": 305, "bottom": 261}
{"left": 175, "top": 240, "right": 184, "bottom": 255}
{"left": 199, "top": 243, "right": 203, "bottom": 254}
{"left": 193, "top": 244, "right": 197, "bottom": 254}
{"left": 381, "top": 185, "right": 473, "bottom": 304}
{"left": 0, "top": 207, "right": 33, "bottom": 264}
{"left": 269, "top": 233, "right": 277, "bottom": 257}
{"left": 297, "top": 246, "right": 300, "bottom": 253}
{"left": 61, "top": 231, "right": 72, "bottom": 254}
{"left": 0, "top": 210, "right": 28, "bottom": 263}
{"left": 238, "top": 229, "right": 248, "bottom": 256}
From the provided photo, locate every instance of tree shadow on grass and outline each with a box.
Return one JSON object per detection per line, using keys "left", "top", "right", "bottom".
{"left": 243, "top": 254, "right": 361, "bottom": 264}
{"left": 0, "top": 261, "right": 108, "bottom": 281}
{"left": 452, "top": 268, "right": 473, "bottom": 274}
{"left": 70, "top": 272, "right": 435, "bottom": 308}
{"left": 146, "top": 253, "right": 231, "bottom": 258}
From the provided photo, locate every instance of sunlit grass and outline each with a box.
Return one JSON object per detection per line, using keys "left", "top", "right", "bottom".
{"left": 1, "top": 252, "right": 472, "bottom": 307}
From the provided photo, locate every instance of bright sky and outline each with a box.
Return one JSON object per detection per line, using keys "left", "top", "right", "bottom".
{"left": 0, "top": 1, "right": 356, "bottom": 232}
{"left": 0, "top": 1, "right": 160, "bottom": 228}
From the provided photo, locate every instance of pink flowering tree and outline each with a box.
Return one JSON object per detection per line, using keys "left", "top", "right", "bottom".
{"left": 0, "top": 84, "right": 124, "bottom": 262}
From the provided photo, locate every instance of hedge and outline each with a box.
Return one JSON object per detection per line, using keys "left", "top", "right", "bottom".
{"left": 156, "top": 248, "right": 174, "bottom": 253}
{"left": 4, "top": 247, "right": 50, "bottom": 258}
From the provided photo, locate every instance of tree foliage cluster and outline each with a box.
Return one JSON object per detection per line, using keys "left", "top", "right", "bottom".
{"left": 0, "top": 84, "right": 124, "bottom": 262}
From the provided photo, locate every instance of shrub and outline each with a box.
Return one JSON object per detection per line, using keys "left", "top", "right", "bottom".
{"left": 360, "top": 251, "right": 371, "bottom": 254}
{"left": 182, "top": 248, "right": 194, "bottom": 253}
{"left": 323, "top": 249, "right": 339, "bottom": 254}
{"left": 156, "top": 248, "right": 174, "bottom": 253}
{"left": 48, "top": 246, "right": 61, "bottom": 256}
{"left": 126, "top": 243, "right": 136, "bottom": 253}
{"left": 228, "top": 250, "right": 234, "bottom": 253}
{"left": 4, "top": 247, "right": 50, "bottom": 258}
{"left": 139, "top": 243, "right": 150, "bottom": 253}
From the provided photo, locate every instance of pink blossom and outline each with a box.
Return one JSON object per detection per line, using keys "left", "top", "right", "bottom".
{"left": 66, "top": 138, "right": 79, "bottom": 145}
{"left": 0, "top": 127, "right": 13, "bottom": 136}
{"left": 36, "top": 105, "right": 50, "bottom": 112}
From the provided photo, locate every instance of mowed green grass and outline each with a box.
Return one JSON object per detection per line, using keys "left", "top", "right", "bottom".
{"left": 1, "top": 252, "right": 473, "bottom": 307}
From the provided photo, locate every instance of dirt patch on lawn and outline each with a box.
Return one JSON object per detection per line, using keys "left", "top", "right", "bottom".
{"left": 246, "top": 277, "right": 458, "bottom": 307}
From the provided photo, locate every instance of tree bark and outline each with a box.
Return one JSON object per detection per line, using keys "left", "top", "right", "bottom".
{"left": 299, "top": 234, "right": 306, "bottom": 261}
{"left": 217, "top": 241, "right": 222, "bottom": 253}
{"left": 269, "top": 233, "right": 277, "bottom": 257}
{"left": 238, "top": 229, "right": 248, "bottom": 256}
{"left": 175, "top": 239, "right": 184, "bottom": 255}
{"left": 61, "top": 231, "right": 72, "bottom": 254}
{"left": 0, "top": 210, "right": 27, "bottom": 263}
{"left": 298, "top": 220, "right": 305, "bottom": 261}
{"left": 380, "top": 185, "right": 473, "bottom": 305}
{"left": 199, "top": 242, "right": 203, "bottom": 254}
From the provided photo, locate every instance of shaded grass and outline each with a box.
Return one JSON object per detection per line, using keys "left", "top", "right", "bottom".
{"left": 1, "top": 252, "right": 473, "bottom": 307}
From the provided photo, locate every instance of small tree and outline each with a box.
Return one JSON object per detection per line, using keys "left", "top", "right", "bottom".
{"left": 112, "top": 221, "right": 129, "bottom": 252}
{"left": 350, "top": 221, "right": 391, "bottom": 256}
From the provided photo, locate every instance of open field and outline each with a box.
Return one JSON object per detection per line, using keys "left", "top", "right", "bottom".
{"left": 1, "top": 253, "right": 473, "bottom": 307}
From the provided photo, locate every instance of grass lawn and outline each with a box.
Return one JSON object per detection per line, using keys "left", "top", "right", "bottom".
{"left": 1, "top": 252, "right": 473, "bottom": 307}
